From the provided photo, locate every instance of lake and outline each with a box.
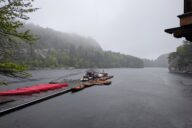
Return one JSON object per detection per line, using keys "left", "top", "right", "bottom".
{"left": 0, "top": 68, "right": 192, "bottom": 128}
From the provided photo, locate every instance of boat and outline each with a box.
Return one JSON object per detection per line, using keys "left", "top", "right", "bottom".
{"left": 72, "top": 69, "right": 113, "bottom": 92}
{"left": 83, "top": 82, "right": 95, "bottom": 87}
{"left": 80, "top": 76, "right": 89, "bottom": 82}
{"left": 99, "top": 76, "right": 114, "bottom": 81}
{"left": 92, "top": 80, "right": 112, "bottom": 85}
{"left": 80, "top": 70, "right": 113, "bottom": 81}
{"left": 71, "top": 84, "right": 85, "bottom": 92}
{"left": 0, "top": 83, "right": 68, "bottom": 96}
{"left": 80, "top": 70, "right": 96, "bottom": 82}
{"left": 101, "top": 80, "right": 112, "bottom": 85}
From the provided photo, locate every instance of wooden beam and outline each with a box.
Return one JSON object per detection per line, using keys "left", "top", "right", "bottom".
{"left": 165, "top": 25, "right": 192, "bottom": 41}
{"left": 184, "top": 0, "right": 192, "bottom": 13}
{"left": 165, "top": 0, "right": 192, "bottom": 42}
{"left": 178, "top": 12, "right": 192, "bottom": 26}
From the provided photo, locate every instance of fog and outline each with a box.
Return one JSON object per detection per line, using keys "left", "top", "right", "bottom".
{"left": 29, "top": 0, "right": 183, "bottom": 59}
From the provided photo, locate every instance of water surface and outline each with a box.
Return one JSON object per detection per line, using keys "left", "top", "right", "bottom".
{"left": 0, "top": 68, "right": 192, "bottom": 128}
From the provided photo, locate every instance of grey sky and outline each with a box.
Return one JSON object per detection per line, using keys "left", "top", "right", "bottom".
{"left": 29, "top": 0, "right": 183, "bottom": 59}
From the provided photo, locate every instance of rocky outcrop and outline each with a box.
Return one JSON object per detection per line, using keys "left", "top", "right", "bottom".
{"left": 168, "top": 41, "right": 192, "bottom": 74}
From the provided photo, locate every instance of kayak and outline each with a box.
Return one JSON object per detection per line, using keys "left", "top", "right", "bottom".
{"left": 0, "top": 83, "right": 68, "bottom": 96}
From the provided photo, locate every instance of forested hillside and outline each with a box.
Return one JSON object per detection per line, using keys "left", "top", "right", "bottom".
{"left": 169, "top": 41, "right": 192, "bottom": 73}
{"left": 143, "top": 53, "right": 169, "bottom": 67}
{"left": 25, "top": 24, "right": 102, "bottom": 51}
{"left": 12, "top": 24, "right": 143, "bottom": 69}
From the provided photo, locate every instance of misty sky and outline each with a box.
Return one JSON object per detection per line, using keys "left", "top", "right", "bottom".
{"left": 29, "top": 0, "right": 183, "bottom": 59}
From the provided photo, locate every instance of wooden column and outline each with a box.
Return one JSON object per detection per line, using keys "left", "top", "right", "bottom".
{"left": 179, "top": 0, "right": 192, "bottom": 26}
{"left": 165, "top": 0, "right": 192, "bottom": 42}
{"left": 184, "top": 0, "right": 192, "bottom": 13}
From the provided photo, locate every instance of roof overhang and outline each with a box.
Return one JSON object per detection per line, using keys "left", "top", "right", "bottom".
{"left": 165, "top": 20, "right": 192, "bottom": 42}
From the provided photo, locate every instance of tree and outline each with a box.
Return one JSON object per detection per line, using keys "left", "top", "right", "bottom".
{"left": 169, "top": 41, "right": 192, "bottom": 73}
{"left": 0, "top": 0, "right": 38, "bottom": 85}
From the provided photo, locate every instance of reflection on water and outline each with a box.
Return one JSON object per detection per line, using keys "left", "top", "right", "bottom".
{"left": 0, "top": 69, "right": 85, "bottom": 111}
{"left": 0, "top": 68, "right": 192, "bottom": 128}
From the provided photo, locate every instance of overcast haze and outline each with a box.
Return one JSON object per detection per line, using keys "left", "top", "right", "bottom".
{"left": 29, "top": 0, "right": 183, "bottom": 59}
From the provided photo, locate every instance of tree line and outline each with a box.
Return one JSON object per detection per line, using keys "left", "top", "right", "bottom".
{"left": 143, "top": 54, "right": 169, "bottom": 67}
{"left": 14, "top": 24, "right": 144, "bottom": 69}
{"left": 0, "top": 0, "right": 143, "bottom": 85}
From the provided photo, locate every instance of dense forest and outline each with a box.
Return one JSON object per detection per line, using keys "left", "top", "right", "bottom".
{"left": 169, "top": 41, "right": 192, "bottom": 73}
{"left": 0, "top": 0, "right": 143, "bottom": 85}
{"left": 12, "top": 24, "right": 144, "bottom": 69}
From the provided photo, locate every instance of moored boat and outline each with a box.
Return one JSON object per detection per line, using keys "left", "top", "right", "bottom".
{"left": 72, "top": 69, "right": 113, "bottom": 92}
{"left": 71, "top": 84, "right": 85, "bottom": 92}
{"left": 93, "top": 80, "right": 112, "bottom": 85}
{"left": 99, "top": 76, "right": 114, "bottom": 81}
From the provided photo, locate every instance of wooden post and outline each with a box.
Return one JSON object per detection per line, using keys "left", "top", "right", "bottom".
{"left": 165, "top": 0, "right": 192, "bottom": 42}
{"left": 179, "top": 0, "right": 192, "bottom": 26}
{"left": 184, "top": 0, "right": 192, "bottom": 13}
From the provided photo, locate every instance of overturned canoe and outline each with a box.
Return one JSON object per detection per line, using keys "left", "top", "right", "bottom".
{"left": 0, "top": 83, "right": 68, "bottom": 96}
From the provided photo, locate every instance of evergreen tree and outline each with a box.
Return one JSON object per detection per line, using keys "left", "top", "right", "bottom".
{"left": 0, "top": 0, "right": 38, "bottom": 84}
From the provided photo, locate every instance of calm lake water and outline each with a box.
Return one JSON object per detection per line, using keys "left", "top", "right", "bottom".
{"left": 1, "top": 68, "right": 192, "bottom": 128}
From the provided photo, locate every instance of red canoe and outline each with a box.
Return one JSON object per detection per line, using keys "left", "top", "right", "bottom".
{"left": 0, "top": 83, "right": 68, "bottom": 96}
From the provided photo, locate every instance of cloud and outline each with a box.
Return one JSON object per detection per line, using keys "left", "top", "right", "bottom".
{"left": 29, "top": 0, "right": 183, "bottom": 59}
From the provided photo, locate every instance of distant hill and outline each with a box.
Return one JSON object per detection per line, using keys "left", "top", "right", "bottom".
{"left": 25, "top": 24, "right": 102, "bottom": 51}
{"left": 143, "top": 53, "right": 169, "bottom": 67}
{"left": 14, "top": 24, "right": 144, "bottom": 69}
